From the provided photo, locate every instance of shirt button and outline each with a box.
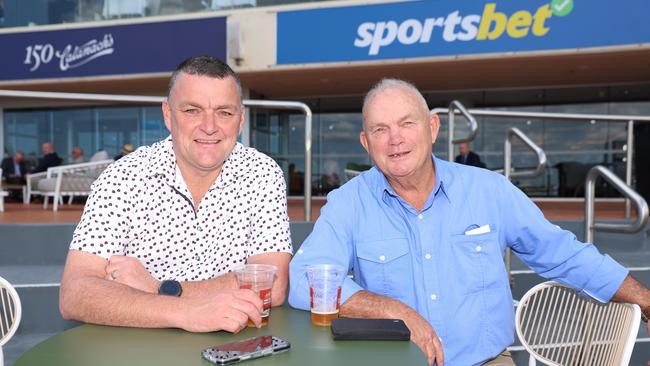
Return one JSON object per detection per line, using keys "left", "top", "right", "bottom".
{"left": 194, "top": 254, "right": 201, "bottom": 261}
{"left": 430, "top": 294, "right": 437, "bottom": 300}
{"left": 379, "top": 255, "right": 386, "bottom": 262}
{"left": 418, "top": 214, "right": 424, "bottom": 220}
{"left": 475, "top": 245, "right": 482, "bottom": 252}
{"left": 197, "top": 226, "right": 203, "bottom": 232}
{"left": 297, "top": 249, "right": 304, "bottom": 255}
{"left": 425, "top": 253, "right": 431, "bottom": 260}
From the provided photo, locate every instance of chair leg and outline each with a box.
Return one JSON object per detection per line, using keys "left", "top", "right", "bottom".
{"left": 43, "top": 196, "right": 48, "bottom": 209}
{"left": 0, "top": 197, "right": 4, "bottom": 212}
{"left": 1, "top": 344, "right": 4, "bottom": 366}
{"left": 528, "top": 354, "right": 536, "bottom": 366}
{"left": 68, "top": 195, "right": 74, "bottom": 205}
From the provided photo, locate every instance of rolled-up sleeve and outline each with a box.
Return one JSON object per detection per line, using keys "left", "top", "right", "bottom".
{"left": 499, "top": 176, "right": 628, "bottom": 302}
{"left": 289, "top": 188, "right": 363, "bottom": 311}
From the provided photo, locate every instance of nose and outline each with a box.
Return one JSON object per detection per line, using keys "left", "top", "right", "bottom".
{"left": 200, "top": 111, "right": 218, "bottom": 134}
{"left": 388, "top": 127, "right": 403, "bottom": 145}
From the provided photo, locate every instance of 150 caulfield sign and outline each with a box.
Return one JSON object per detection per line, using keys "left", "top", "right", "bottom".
{"left": 0, "top": 17, "right": 226, "bottom": 81}
{"left": 277, "top": 0, "right": 650, "bottom": 64}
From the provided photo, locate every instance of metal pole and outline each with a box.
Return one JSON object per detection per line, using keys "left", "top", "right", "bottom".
{"left": 504, "top": 135, "right": 512, "bottom": 180}
{"left": 625, "top": 120, "right": 634, "bottom": 219}
{"left": 448, "top": 107, "right": 455, "bottom": 162}
{"left": 585, "top": 171, "right": 596, "bottom": 244}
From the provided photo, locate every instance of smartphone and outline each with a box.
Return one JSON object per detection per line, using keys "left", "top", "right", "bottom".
{"left": 201, "top": 335, "right": 290, "bottom": 365}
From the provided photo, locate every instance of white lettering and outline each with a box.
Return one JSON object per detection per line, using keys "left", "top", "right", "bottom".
{"left": 354, "top": 22, "right": 376, "bottom": 47}
{"left": 442, "top": 11, "right": 462, "bottom": 42}
{"left": 369, "top": 21, "right": 398, "bottom": 56}
{"left": 458, "top": 15, "right": 480, "bottom": 41}
{"left": 397, "top": 19, "right": 422, "bottom": 45}
{"left": 23, "top": 34, "right": 115, "bottom": 72}
{"left": 420, "top": 17, "right": 444, "bottom": 43}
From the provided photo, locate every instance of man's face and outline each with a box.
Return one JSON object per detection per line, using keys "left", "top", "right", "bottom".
{"left": 42, "top": 143, "right": 53, "bottom": 155}
{"left": 162, "top": 73, "right": 244, "bottom": 179}
{"left": 14, "top": 153, "right": 23, "bottom": 162}
{"left": 459, "top": 142, "right": 469, "bottom": 155}
{"left": 72, "top": 148, "right": 82, "bottom": 159}
{"left": 360, "top": 87, "right": 439, "bottom": 181}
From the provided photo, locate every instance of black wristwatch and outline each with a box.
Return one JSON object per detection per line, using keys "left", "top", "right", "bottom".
{"left": 158, "top": 280, "right": 183, "bottom": 297}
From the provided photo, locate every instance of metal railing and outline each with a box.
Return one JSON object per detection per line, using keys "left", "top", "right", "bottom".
{"left": 431, "top": 107, "right": 650, "bottom": 218}
{"left": 504, "top": 127, "right": 547, "bottom": 180}
{"left": 584, "top": 165, "right": 649, "bottom": 243}
{"left": 444, "top": 100, "right": 478, "bottom": 162}
{"left": 0, "top": 89, "right": 315, "bottom": 220}
{"left": 503, "top": 127, "right": 547, "bottom": 286}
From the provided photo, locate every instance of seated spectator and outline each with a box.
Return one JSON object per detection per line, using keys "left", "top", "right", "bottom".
{"left": 454, "top": 141, "right": 483, "bottom": 167}
{"left": 114, "top": 143, "right": 135, "bottom": 160}
{"left": 31, "top": 142, "right": 63, "bottom": 173}
{"left": 89, "top": 150, "right": 111, "bottom": 162}
{"left": 71, "top": 147, "right": 85, "bottom": 163}
{"left": 2, "top": 151, "right": 26, "bottom": 185}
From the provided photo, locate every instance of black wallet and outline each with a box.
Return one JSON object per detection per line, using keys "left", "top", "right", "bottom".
{"left": 330, "top": 317, "right": 411, "bottom": 341}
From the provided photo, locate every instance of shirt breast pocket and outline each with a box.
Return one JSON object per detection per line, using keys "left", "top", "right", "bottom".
{"left": 355, "top": 238, "right": 411, "bottom": 298}
{"left": 448, "top": 231, "right": 507, "bottom": 294}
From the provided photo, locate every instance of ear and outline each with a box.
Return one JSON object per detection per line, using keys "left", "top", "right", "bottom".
{"left": 359, "top": 131, "right": 369, "bottom": 153}
{"left": 162, "top": 99, "right": 172, "bottom": 133}
{"left": 237, "top": 106, "right": 246, "bottom": 135}
{"left": 429, "top": 114, "right": 441, "bottom": 145}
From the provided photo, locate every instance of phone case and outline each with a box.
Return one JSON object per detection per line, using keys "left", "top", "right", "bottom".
{"left": 330, "top": 317, "right": 411, "bottom": 341}
{"left": 202, "top": 335, "right": 290, "bottom": 365}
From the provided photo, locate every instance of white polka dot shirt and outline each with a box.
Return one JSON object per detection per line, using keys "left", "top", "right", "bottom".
{"left": 70, "top": 137, "right": 293, "bottom": 281}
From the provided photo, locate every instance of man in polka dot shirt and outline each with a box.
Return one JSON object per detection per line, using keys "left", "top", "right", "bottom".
{"left": 60, "top": 56, "right": 293, "bottom": 333}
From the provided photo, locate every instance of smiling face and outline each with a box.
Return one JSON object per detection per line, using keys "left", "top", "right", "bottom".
{"left": 360, "top": 85, "right": 439, "bottom": 184}
{"left": 162, "top": 72, "right": 244, "bottom": 181}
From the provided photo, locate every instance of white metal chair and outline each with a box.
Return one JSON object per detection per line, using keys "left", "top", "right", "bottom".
{"left": 25, "top": 171, "right": 48, "bottom": 204}
{"left": 515, "top": 281, "right": 641, "bottom": 366}
{"left": 0, "top": 276, "right": 22, "bottom": 366}
{"left": 38, "top": 160, "right": 113, "bottom": 211}
{"left": 0, "top": 169, "right": 8, "bottom": 212}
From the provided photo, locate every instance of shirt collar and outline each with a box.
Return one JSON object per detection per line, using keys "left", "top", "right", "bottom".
{"left": 367, "top": 154, "right": 453, "bottom": 205}
{"left": 144, "top": 136, "right": 246, "bottom": 189}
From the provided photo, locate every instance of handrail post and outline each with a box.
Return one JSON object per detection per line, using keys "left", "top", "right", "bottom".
{"left": 445, "top": 100, "right": 478, "bottom": 162}
{"left": 625, "top": 120, "right": 634, "bottom": 219}
{"left": 503, "top": 127, "right": 546, "bottom": 288}
{"left": 584, "top": 165, "right": 649, "bottom": 244}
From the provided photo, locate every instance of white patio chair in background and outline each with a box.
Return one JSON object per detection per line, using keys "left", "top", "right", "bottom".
{"left": 38, "top": 159, "right": 113, "bottom": 211}
{"left": 0, "top": 276, "right": 22, "bottom": 366}
{"left": 25, "top": 171, "right": 48, "bottom": 204}
{"left": 515, "top": 281, "right": 641, "bottom": 366}
{"left": 343, "top": 169, "right": 361, "bottom": 182}
{"left": 0, "top": 169, "right": 8, "bottom": 212}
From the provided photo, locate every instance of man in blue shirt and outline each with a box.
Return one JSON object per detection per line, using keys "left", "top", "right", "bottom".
{"left": 289, "top": 79, "right": 650, "bottom": 366}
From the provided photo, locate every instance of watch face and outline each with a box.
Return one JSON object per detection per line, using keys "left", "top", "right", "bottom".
{"left": 160, "top": 280, "right": 182, "bottom": 296}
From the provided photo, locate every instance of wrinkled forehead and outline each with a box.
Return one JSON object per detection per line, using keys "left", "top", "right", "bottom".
{"left": 363, "top": 86, "right": 429, "bottom": 127}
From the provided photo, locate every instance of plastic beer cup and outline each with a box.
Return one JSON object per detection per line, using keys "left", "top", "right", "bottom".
{"left": 306, "top": 264, "right": 346, "bottom": 326}
{"left": 234, "top": 264, "right": 277, "bottom": 327}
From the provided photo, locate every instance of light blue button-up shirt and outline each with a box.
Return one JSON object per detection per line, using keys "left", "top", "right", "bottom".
{"left": 289, "top": 156, "right": 628, "bottom": 365}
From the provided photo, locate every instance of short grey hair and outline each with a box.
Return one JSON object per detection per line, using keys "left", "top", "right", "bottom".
{"left": 362, "top": 78, "right": 429, "bottom": 126}
{"left": 167, "top": 55, "right": 242, "bottom": 100}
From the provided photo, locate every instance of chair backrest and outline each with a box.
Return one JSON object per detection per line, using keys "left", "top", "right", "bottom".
{"left": 515, "top": 281, "right": 640, "bottom": 366}
{"left": 343, "top": 169, "right": 361, "bottom": 182}
{"left": 0, "top": 276, "right": 22, "bottom": 349}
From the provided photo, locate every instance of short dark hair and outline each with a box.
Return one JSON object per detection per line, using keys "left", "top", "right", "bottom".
{"left": 167, "top": 56, "right": 242, "bottom": 99}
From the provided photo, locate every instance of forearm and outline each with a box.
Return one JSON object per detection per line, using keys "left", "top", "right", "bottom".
{"left": 180, "top": 272, "right": 239, "bottom": 298}
{"left": 60, "top": 275, "right": 182, "bottom": 328}
{"left": 611, "top": 274, "right": 650, "bottom": 320}
{"left": 341, "top": 290, "right": 418, "bottom": 320}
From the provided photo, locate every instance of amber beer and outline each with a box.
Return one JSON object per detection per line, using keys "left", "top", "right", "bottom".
{"left": 310, "top": 311, "right": 339, "bottom": 326}
{"left": 242, "top": 286, "right": 272, "bottom": 328}
{"left": 309, "top": 285, "right": 342, "bottom": 326}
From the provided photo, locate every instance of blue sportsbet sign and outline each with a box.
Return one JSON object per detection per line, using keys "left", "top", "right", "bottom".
{"left": 277, "top": 0, "right": 650, "bottom": 64}
{"left": 0, "top": 17, "right": 227, "bottom": 81}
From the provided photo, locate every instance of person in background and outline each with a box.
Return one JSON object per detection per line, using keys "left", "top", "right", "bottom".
{"left": 289, "top": 78, "right": 650, "bottom": 366}
{"left": 71, "top": 146, "right": 85, "bottom": 163}
{"left": 454, "top": 141, "right": 483, "bottom": 167}
{"left": 114, "top": 143, "right": 135, "bottom": 161}
{"left": 2, "top": 151, "right": 26, "bottom": 184}
{"left": 31, "top": 142, "right": 63, "bottom": 173}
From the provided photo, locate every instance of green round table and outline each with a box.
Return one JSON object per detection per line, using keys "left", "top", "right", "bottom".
{"left": 15, "top": 306, "right": 426, "bottom": 366}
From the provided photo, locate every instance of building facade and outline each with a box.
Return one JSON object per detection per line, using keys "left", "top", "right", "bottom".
{"left": 1, "top": 0, "right": 649, "bottom": 199}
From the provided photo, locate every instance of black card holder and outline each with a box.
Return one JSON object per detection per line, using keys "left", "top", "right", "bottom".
{"left": 330, "top": 317, "right": 411, "bottom": 341}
